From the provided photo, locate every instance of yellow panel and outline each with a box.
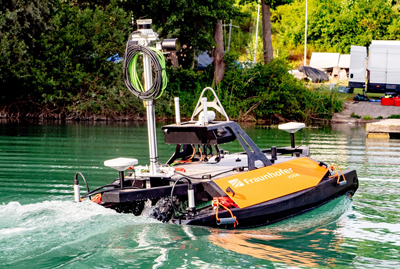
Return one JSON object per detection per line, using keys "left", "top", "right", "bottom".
{"left": 213, "top": 157, "right": 328, "bottom": 208}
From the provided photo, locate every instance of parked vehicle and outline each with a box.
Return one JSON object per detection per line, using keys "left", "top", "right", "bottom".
{"left": 349, "top": 41, "right": 400, "bottom": 95}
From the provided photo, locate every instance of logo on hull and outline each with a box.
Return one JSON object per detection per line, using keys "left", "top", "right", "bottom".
{"left": 228, "top": 178, "right": 245, "bottom": 188}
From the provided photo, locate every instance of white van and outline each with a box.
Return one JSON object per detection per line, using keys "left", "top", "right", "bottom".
{"left": 349, "top": 41, "right": 400, "bottom": 94}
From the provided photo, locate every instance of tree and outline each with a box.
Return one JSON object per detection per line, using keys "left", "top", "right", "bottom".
{"left": 214, "top": 20, "right": 225, "bottom": 85}
{"left": 262, "top": 1, "right": 273, "bottom": 63}
{"left": 0, "top": 0, "right": 131, "bottom": 115}
{"left": 241, "top": 0, "right": 293, "bottom": 64}
{"left": 0, "top": 0, "right": 58, "bottom": 105}
{"left": 118, "top": 0, "right": 239, "bottom": 83}
{"left": 274, "top": 0, "right": 399, "bottom": 54}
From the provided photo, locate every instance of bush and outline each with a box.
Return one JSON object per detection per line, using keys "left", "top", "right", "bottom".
{"left": 0, "top": 1, "right": 344, "bottom": 122}
{"left": 363, "top": 115, "right": 373, "bottom": 120}
{"left": 388, "top": 114, "right": 400, "bottom": 119}
{"left": 0, "top": 0, "right": 133, "bottom": 117}
{"left": 161, "top": 57, "right": 343, "bottom": 122}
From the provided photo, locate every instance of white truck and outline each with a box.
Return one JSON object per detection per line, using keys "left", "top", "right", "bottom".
{"left": 349, "top": 41, "right": 400, "bottom": 95}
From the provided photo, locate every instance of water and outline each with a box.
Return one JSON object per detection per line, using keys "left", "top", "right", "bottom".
{"left": 1, "top": 121, "right": 400, "bottom": 268}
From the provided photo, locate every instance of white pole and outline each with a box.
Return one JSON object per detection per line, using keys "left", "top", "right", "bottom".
{"left": 174, "top": 97, "right": 181, "bottom": 125}
{"left": 304, "top": 0, "right": 308, "bottom": 66}
{"left": 228, "top": 20, "right": 232, "bottom": 52}
{"left": 202, "top": 97, "right": 208, "bottom": 125}
{"left": 254, "top": 2, "right": 260, "bottom": 64}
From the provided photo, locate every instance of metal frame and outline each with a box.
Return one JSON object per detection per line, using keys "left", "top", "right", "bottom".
{"left": 191, "top": 87, "right": 230, "bottom": 122}
{"left": 163, "top": 121, "right": 272, "bottom": 170}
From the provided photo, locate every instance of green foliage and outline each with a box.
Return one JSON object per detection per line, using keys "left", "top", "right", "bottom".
{"left": 0, "top": 0, "right": 137, "bottom": 116}
{"left": 219, "top": 58, "right": 307, "bottom": 120}
{"left": 0, "top": 0, "right": 344, "bottom": 122}
{"left": 119, "top": 0, "right": 241, "bottom": 68}
{"left": 240, "top": 0, "right": 293, "bottom": 10}
{"left": 375, "top": 116, "right": 383, "bottom": 119}
{"left": 388, "top": 114, "right": 400, "bottom": 119}
{"left": 0, "top": 0, "right": 58, "bottom": 103}
{"left": 302, "top": 86, "right": 343, "bottom": 122}
{"left": 164, "top": 65, "right": 213, "bottom": 117}
{"left": 363, "top": 115, "right": 373, "bottom": 120}
{"left": 351, "top": 112, "right": 361, "bottom": 118}
{"left": 162, "top": 57, "right": 342, "bottom": 122}
{"left": 273, "top": 0, "right": 400, "bottom": 58}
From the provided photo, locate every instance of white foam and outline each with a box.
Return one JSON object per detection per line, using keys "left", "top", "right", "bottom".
{"left": 359, "top": 177, "right": 400, "bottom": 183}
{"left": 0, "top": 227, "right": 35, "bottom": 235}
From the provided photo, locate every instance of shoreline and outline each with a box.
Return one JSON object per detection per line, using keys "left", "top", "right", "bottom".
{"left": 5, "top": 101, "right": 398, "bottom": 125}
{"left": 332, "top": 101, "right": 400, "bottom": 124}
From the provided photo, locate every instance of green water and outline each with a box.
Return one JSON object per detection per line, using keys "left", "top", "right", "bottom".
{"left": 1, "top": 121, "right": 400, "bottom": 268}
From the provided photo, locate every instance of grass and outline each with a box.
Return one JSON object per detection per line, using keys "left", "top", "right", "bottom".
{"left": 363, "top": 115, "right": 373, "bottom": 120}
{"left": 311, "top": 84, "right": 384, "bottom": 104}
{"left": 340, "top": 88, "right": 384, "bottom": 102}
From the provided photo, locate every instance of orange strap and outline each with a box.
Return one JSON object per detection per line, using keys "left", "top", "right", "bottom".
{"left": 329, "top": 164, "right": 346, "bottom": 185}
{"left": 91, "top": 194, "right": 102, "bottom": 204}
{"left": 212, "top": 198, "right": 239, "bottom": 227}
{"left": 174, "top": 167, "right": 186, "bottom": 172}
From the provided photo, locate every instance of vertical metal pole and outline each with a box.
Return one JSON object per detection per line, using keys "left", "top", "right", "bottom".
{"left": 271, "top": 146, "right": 277, "bottom": 163}
{"left": 74, "top": 177, "right": 80, "bottom": 202}
{"left": 143, "top": 53, "right": 158, "bottom": 175}
{"left": 254, "top": 2, "right": 261, "bottom": 64}
{"left": 228, "top": 20, "right": 232, "bottom": 52}
{"left": 119, "top": 170, "right": 125, "bottom": 189}
{"left": 290, "top": 133, "right": 295, "bottom": 148}
{"left": 304, "top": 0, "right": 308, "bottom": 66}
{"left": 174, "top": 97, "right": 181, "bottom": 125}
{"left": 202, "top": 97, "right": 208, "bottom": 125}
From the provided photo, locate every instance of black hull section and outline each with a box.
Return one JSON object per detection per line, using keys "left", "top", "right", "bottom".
{"left": 173, "top": 169, "right": 358, "bottom": 228}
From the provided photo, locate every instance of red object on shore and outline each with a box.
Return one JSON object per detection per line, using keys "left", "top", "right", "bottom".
{"left": 381, "top": 97, "right": 395, "bottom": 106}
{"left": 395, "top": 97, "right": 400, "bottom": 107}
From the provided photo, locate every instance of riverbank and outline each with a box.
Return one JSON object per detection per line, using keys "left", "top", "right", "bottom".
{"left": 0, "top": 110, "right": 148, "bottom": 122}
{"left": 5, "top": 94, "right": 388, "bottom": 125}
{"left": 332, "top": 101, "right": 400, "bottom": 123}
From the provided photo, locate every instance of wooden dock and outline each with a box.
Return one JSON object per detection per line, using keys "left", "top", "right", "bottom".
{"left": 366, "top": 119, "right": 400, "bottom": 138}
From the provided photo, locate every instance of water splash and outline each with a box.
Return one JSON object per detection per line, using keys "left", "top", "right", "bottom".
{"left": 0, "top": 200, "right": 158, "bottom": 267}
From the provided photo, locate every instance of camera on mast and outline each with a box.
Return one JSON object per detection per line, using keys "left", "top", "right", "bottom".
{"left": 132, "top": 19, "right": 180, "bottom": 51}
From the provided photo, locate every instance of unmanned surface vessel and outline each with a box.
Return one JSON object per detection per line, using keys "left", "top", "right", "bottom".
{"left": 74, "top": 87, "right": 358, "bottom": 228}
{"left": 73, "top": 20, "right": 358, "bottom": 229}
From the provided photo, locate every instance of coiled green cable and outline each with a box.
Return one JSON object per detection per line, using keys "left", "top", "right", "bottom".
{"left": 123, "top": 42, "right": 167, "bottom": 100}
{"left": 149, "top": 47, "right": 167, "bottom": 98}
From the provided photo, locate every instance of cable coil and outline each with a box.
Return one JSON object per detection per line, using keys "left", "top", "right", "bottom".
{"left": 122, "top": 39, "right": 167, "bottom": 100}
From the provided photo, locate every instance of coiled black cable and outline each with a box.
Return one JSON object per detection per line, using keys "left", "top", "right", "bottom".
{"left": 122, "top": 40, "right": 166, "bottom": 101}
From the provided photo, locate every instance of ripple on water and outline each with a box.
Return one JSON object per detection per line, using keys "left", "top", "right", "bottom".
{"left": 1, "top": 123, "right": 400, "bottom": 268}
